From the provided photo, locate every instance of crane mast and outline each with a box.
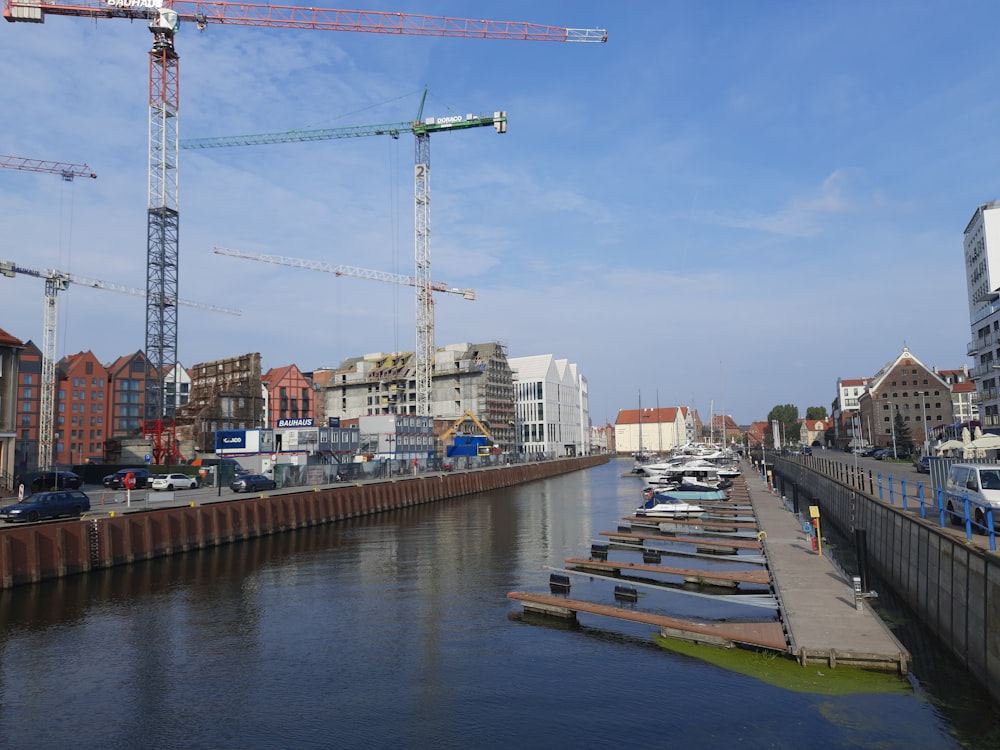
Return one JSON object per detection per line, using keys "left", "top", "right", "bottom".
{"left": 146, "top": 8, "right": 180, "bottom": 461}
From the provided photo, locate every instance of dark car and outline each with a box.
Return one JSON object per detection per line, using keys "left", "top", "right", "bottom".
{"left": 230, "top": 474, "right": 277, "bottom": 493}
{"left": 0, "top": 489, "right": 91, "bottom": 523}
{"left": 914, "top": 456, "right": 931, "bottom": 473}
{"left": 103, "top": 467, "right": 153, "bottom": 489}
{"left": 16, "top": 471, "right": 83, "bottom": 492}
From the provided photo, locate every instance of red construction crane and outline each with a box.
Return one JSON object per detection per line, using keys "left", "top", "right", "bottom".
{"left": 0, "top": 154, "right": 96, "bottom": 180}
{"left": 4, "top": 0, "right": 607, "bottom": 459}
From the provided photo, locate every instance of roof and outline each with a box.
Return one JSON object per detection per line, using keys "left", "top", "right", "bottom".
{"left": 615, "top": 407, "right": 682, "bottom": 425}
{"left": 0, "top": 327, "right": 24, "bottom": 348}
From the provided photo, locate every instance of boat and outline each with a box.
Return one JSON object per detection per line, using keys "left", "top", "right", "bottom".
{"left": 643, "top": 487, "right": 726, "bottom": 502}
{"left": 635, "top": 494, "right": 707, "bottom": 519}
{"left": 641, "top": 462, "right": 731, "bottom": 491}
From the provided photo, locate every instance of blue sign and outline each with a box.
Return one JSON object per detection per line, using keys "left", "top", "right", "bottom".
{"left": 277, "top": 418, "right": 315, "bottom": 428}
{"left": 145, "top": 453, "right": 152, "bottom": 464}
{"left": 328, "top": 417, "right": 341, "bottom": 428}
{"left": 215, "top": 430, "right": 247, "bottom": 451}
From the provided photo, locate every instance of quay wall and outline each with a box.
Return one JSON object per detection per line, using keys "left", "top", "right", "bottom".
{"left": 0, "top": 455, "right": 608, "bottom": 590}
{"left": 772, "top": 457, "right": 1000, "bottom": 703}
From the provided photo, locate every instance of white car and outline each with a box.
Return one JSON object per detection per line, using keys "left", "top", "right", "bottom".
{"left": 151, "top": 473, "right": 199, "bottom": 491}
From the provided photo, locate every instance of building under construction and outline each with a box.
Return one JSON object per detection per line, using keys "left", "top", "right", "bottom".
{"left": 317, "top": 341, "right": 515, "bottom": 452}
{"left": 175, "top": 353, "right": 265, "bottom": 454}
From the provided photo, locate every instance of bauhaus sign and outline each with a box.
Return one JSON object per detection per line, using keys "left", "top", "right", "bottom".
{"left": 277, "top": 418, "right": 315, "bottom": 428}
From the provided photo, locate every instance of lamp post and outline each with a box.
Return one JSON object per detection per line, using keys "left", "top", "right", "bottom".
{"left": 919, "top": 391, "right": 929, "bottom": 456}
{"left": 889, "top": 401, "right": 897, "bottom": 459}
{"left": 852, "top": 414, "right": 860, "bottom": 473}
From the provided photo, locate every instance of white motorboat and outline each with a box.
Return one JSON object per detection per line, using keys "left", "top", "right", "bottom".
{"left": 635, "top": 494, "right": 707, "bottom": 519}
{"left": 641, "top": 462, "right": 729, "bottom": 490}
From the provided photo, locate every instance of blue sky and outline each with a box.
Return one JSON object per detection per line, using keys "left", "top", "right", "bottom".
{"left": 0, "top": 1, "right": 994, "bottom": 427}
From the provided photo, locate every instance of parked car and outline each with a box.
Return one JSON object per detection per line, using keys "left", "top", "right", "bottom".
{"left": 944, "top": 463, "right": 1000, "bottom": 530}
{"left": 15, "top": 470, "right": 83, "bottom": 492}
{"left": 0, "top": 489, "right": 91, "bottom": 523}
{"left": 151, "top": 473, "right": 199, "bottom": 491}
{"left": 802, "top": 447, "right": 813, "bottom": 455}
{"left": 230, "top": 474, "right": 277, "bottom": 493}
{"left": 103, "top": 467, "right": 153, "bottom": 489}
{"left": 914, "top": 456, "right": 931, "bottom": 473}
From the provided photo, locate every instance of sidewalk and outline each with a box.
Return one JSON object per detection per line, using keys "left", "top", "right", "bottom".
{"left": 743, "top": 461, "right": 909, "bottom": 672}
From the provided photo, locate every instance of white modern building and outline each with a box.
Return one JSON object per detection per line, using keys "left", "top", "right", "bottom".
{"left": 964, "top": 201, "right": 1000, "bottom": 430}
{"left": 509, "top": 355, "right": 589, "bottom": 458}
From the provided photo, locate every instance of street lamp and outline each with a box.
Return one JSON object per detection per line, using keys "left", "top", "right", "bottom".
{"left": 887, "top": 401, "right": 897, "bottom": 459}
{"left": 919, "top": 391, "right": 929, "bottom": 456}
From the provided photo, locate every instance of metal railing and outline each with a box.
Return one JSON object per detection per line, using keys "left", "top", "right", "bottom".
{"left": 780, "top": 453, "right": 1000, "bottom": 551}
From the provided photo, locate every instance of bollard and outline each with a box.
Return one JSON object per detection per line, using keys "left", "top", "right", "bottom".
{"left": 614, "top": 584, "right": 638, "bottom": 603}
{"left": 854, "top": 529, "right": 869, "bottom": 592}
{"left": 549, "top": 573, "right": 571, "bottom": 593}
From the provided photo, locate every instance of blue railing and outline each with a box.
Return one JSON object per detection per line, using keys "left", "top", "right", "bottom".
{"left": 876, "top": 472, "right": 997, "bottom": 551}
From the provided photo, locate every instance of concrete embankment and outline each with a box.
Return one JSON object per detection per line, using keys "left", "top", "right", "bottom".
{"left": 0, "top": 455, "right": 609, "bottom": 589}
{"left": 771, "top": 456, "right": 1000, "bottom": 703}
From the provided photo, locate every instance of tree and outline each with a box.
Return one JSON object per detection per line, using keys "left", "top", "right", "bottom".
{"left": 893, "top": 411, "right": 913, "bottom": 455}
{"left": 766, "top": 404, "right": 800, "bottom": 447}
{"left": 806, "top": 406, "right": 828, "bottom": 420}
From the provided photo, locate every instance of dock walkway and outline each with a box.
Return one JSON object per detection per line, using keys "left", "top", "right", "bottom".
{"left": 747, "top": 462, "right": 909, "bottom": 672}
{"left": 509, "top": 459, "right": 910, "bottom": 673}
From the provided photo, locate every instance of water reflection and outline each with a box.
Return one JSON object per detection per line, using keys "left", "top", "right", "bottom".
{"left": 0, "top": 460, "right": 995, "bottom": 749}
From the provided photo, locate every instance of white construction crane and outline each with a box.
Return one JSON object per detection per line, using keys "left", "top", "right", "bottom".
{"left": 0, "top": 154, "right": 97, "bottom": 181}
{"left": 212, "top": 246, "right": 476, "bottom": 412}
{"left": 213, "top": 246, "right": 476, "bottom": 300}
{"left": 0, "top": 260, "right": 240, "bottom": 471}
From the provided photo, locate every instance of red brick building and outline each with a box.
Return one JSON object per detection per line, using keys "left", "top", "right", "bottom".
{"left": 56, "top": 350, "right": 107, "bottom": 466}
{"left": 263, "top": 364, "right": 314, "bottom": 427}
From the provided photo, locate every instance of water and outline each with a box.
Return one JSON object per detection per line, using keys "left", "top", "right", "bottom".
{"left": 0, "top": 459, "right": 995, "bottom": 749}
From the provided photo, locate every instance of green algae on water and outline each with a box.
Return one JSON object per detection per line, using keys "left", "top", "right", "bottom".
{"left": 653, "top": 635, "right": 913, "bottom": 697}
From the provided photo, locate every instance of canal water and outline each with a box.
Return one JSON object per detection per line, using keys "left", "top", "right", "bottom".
{"left": 0, "top": 458, "right": 996, "bottom": 749}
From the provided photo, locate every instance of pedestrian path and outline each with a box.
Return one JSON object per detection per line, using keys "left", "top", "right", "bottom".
{"left": 745, "top": 461, "right": 909, "bottom": 672}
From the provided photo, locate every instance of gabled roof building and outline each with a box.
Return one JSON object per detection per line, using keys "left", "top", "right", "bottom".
{"left": 509, "top": 354, "right": 590, "bottom": 458}
{"left": 614, "top": 406, "right": 689, "bottom": 456}
{"left": 856, "top": 347, "right": 952, "bottom": 452}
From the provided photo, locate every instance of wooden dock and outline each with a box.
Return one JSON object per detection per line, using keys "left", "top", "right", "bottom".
{"left": 600, "top": 529, "right": 762, "bottom": 553}
{"left": 622, "top": 515, "right": 759, "bottom": 531}
{"left": 564, "top": 557, "right": 771, "bottom": 587}
{"left": 509, "top": 465, "right": 911, "bottom": 673}
{"left": 507, "top": 591, "right": 788, "bottom": 650}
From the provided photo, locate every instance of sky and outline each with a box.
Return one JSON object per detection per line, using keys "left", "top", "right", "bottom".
{"left": 1, "top": 1, "right": 996, "bottom": 428}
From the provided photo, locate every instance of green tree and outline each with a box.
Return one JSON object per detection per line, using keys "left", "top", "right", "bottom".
{"left": 766, "top": 404, "right": 800, "bottom": 447}
{"left": 893, "top": 412, "right": 913, "bottom": 455}
{"left": 806, "top": 406, "right": 828, "bottom": 420}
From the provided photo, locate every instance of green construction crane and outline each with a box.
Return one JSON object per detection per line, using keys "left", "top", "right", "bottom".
{"left": 182, "top": 90, "right": 506, "bottom": 418}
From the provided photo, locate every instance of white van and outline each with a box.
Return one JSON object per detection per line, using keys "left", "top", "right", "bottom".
{"left": 944, "top": 463, "right": 1000, "bottom": 530}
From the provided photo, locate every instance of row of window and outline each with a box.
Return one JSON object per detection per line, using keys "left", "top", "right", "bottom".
{"left": 71, "top": 377, "right": 105, "bottom": 387}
